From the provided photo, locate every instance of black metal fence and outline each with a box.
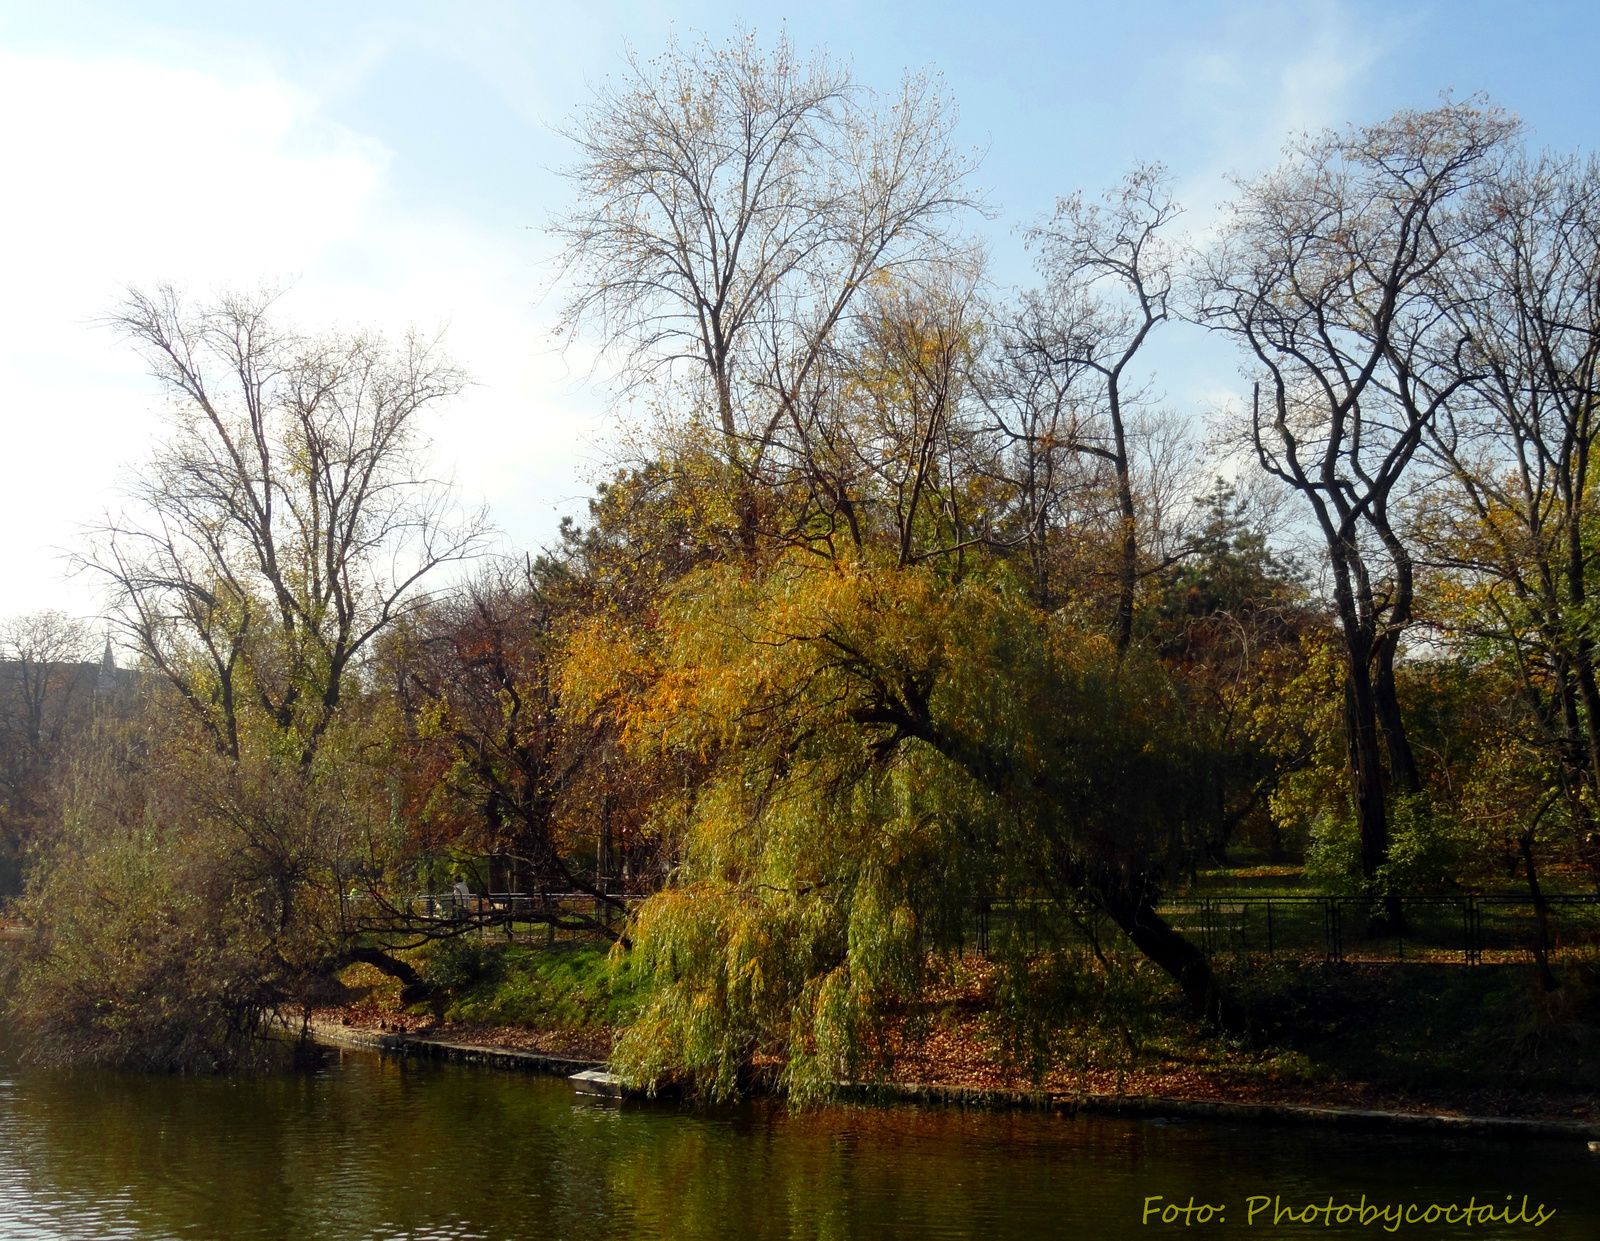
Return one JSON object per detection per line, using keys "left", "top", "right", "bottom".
{"left": 969, "top": 894, "right": 1600, "bottom": 966}
{"left": 365, "top": 885, "right": 1600, "bottom": 966}
{"left": 1173, "top": 894, "right": 1600, "bottom": 964}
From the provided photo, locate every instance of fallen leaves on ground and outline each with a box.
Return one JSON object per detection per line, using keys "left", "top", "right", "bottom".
{"left": 311, "top": 958, "right": 1598, "bottom": 1123}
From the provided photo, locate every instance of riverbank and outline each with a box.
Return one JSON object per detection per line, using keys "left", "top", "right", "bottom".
{"left": 305, "top": 1014, "right": 1600, "bottom": 1140}
{"left": 317, "top": 939, "right": 1600, "bottom": 1133}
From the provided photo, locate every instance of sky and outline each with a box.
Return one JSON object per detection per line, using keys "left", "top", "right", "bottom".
{"left": 1, "top": 0, "right": 1598, "bottom": 623}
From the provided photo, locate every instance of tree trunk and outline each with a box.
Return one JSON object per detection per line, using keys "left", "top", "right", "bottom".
{"left": 1571, "top": 649, "right": 1600, "bottom": 793}
{"left": 1343, "top": 655, "right": 1390, "bottom": 881}
{"left": 1108, "top": 386, "right": 1136, "bottom": 654}
{"left": 1373, "top": 632, "right": 1422, "bottom": 796}
{"left": 1519, "top": 830, "right": 1561, "bottom": 993}
{"left": 346, "top": 946, "right": 435, "bottom": 1006}
{"left": 1096, "top": 879, "right": 1239, "bottom": 1028}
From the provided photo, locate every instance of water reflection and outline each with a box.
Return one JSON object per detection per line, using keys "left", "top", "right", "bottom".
{"left": 0, "top": 1045, "right": 1596, "bottom": 1240}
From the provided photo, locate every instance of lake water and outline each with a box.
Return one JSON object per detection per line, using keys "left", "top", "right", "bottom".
{"left": 1, "top": 1042, "right": 1596, "bottom": 1240}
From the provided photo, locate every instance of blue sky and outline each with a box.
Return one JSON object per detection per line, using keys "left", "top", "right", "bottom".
{"left": 1, "top": 1, "right": 1596, "bottom": 618}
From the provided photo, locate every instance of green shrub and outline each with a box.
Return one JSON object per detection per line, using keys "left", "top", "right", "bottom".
{"left": 422, "top": 938, "right": 505, "bottom": 995}
{"left": 1304, "top": 809, "right": 1361, "bottom": 892}
{"left": 1378, "top": 795, "right": 1461, "bottom": 891}
{"left": 1304, "top": 795, "right": 1459, "bottom": 893}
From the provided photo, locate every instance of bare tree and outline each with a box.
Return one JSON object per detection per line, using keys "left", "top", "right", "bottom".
{"left": 0, "top": 612, "right": 94, "bottom": 752}
{"left": 1009, "top": 164, "right": 1185, "bottom": 650}
{"left": 1191, "top": 100, "right": 1518, "bottom": 881}
{"left": 1419, "top": 150, "right": 1600, "bottom": 914}
{"left": 81, "top": 287, "right": 491, "bottom": 764}
{"left": 553, "top": 29, "right": 980, "bottom": 544}
{"left": 0, "top": 611, "right": 95, "bottom": 893}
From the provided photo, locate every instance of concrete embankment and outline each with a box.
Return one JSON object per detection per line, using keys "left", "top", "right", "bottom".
{"left": 308, "top": 1021, "right": 602, "bottom": 1076}
{"left": 307, "top": 1021, "right": 1600, "bottom": 1142}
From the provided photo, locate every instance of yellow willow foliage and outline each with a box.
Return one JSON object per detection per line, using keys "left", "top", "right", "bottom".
{"left": 588, "top": 552, "right": 1212, "bottom": 1102}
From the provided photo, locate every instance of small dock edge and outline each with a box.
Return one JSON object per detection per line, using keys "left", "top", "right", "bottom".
{"left": 569, "top": 1068, "right": 629, "bottom": 1098}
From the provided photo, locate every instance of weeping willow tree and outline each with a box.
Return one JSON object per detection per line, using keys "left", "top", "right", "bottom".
{"left": 566, "top": 552, "right": 1223, "bottom": 1100}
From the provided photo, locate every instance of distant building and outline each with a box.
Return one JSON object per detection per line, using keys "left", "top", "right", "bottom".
{"left": 93, "top": 637, "right": 136, "bottom": 696}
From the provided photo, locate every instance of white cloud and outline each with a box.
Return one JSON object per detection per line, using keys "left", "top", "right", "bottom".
{"left": 1106, "top": 3, "right": 1400, "bottom": 439}
{"left": 1165, "top": 1, "right": 1395, "bottom": 237}
{"left": 0, "top": 47, "right": 601, "bottom": 621}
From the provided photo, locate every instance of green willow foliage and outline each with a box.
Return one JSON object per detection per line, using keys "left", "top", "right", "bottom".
{"left": 578, "top": 554, "right": 1216, "bottom": 1101}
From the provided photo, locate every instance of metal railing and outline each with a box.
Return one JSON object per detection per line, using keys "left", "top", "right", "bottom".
{"left": 1171, "top": 894, "right": 1600, "bottom": 965}
{"left": 343, "top": 888, "right": 648, "bottom": 933}
{"left": 967, "top": 893, "right": 1600, "bottom": 966}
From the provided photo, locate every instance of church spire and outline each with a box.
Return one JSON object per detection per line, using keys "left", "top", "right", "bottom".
{"left": 97, "top": 634, "right": 118, "bottom": 693}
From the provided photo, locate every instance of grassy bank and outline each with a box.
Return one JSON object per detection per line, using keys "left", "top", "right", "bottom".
{"left": 428, "top": 938, "right": 643, "bottom": 1030}
{"left": 327, "top": 938, "right": 637, "bottom": 1060}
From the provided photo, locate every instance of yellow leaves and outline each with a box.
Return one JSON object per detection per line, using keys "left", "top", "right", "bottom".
{"left": 559, "top": 612, "right": 655, "bottom": 719}
{"left": 412, "top": 696, "right": 451, "bottom": 741}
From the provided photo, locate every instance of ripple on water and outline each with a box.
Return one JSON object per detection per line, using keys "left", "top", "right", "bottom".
{"left": 0, "top": 1048, "right": 1596, "bottom": 1240}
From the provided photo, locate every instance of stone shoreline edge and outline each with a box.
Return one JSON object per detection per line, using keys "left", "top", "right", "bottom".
{"left": 306, "top": 1022, "right": 1600, "bottom": 1142}
{"left": 308, "top": 1021, "right": 604, "bottom": 1077}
